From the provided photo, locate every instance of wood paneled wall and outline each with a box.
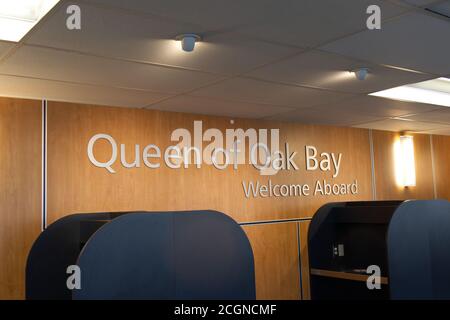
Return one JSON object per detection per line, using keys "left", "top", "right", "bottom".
{"left": 0, "top": 97, "right": 42, "bottom": 299}
{"left": 432, "top": 135, "right": 450, "bottom": 200}
{"left": 299, "top": 220, "right": 311, "bottom": 300}
{"left": 1, "top": 97, "right": 450, "bottom": 300}
{"left": 46, "top": 101, "right": 373, "bottom": 224}
{"left": 44, "top": 101, "right": 373, "bottom": 301}
{"left": 243, "top": 223, "right": 301, "bottom": 300}
{"left": 242, "top": 220, "right": 311, "bottom": 300}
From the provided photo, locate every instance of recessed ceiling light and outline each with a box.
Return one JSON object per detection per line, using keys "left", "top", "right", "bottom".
{"left": 175, "top": 33, "right": 201, "bottom": 52}
{"left": 0, "top": 0, "right": 61, "bottom": 42}
{"left": 369, "top": 77, "right": 450, "bottom": 107}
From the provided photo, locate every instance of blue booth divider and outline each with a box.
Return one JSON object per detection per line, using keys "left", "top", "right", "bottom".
{"left": 26, "top": 210, "right": 255, "bottom": 300}
{"left": 387, "top": 200, "right": 450, "bottom": 299}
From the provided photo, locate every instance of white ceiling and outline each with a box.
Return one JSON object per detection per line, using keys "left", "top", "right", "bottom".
{"left": 150, "top": 95, "right": 295, "bottom": 119}
{"left": 0, "top": 0, "right": 449, "bottom": 134}
{"left": 246, "top": 49, "right": 432, "bottom": 94}
{"left": 321, "top": 11, "right": 450, "bottom": 75}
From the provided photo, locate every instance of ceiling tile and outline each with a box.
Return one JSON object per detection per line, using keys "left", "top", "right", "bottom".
{"left": 401, "top": 0, "right": 443, "bottom": 6}
{"left": 427, "top": 1, "right": 450, "bottom": 16}
{"left": 27, "top": 3, "right": 298, "bottom": 75}
{"left": 147, "top": 95, "right": 295, "bottom": 118}
{"left": 321, "top": 12, "right": 450, "bottom": 75}
{"left": 0, "top": 41, "right": 14, "bottom": 59}
{"left": 311, "top": 95, "right": 442, "bottom": 117}
{"left": 0, "top": 45, "right": 221, "bottom": 93}
{"left": 353, "top": 118, "right": 448, "bottom": 131}
{"left": 0, "top": 75, "right": 171, "bottom": 108}
{"left": 246, "top": 50, "right": 433, "bottom": 93}
{"left": 239, "top": 0, "right": 408, "bottom": 47}
{"left": 263, "top": 106, "right": 384, "bottom": 126}
{"left": 88, "top": 0, "right": 281, "bottom": 31}
{"left": 189, "top": 77, "right": 353, "bottom": 108}
{"left": 402, "top": 108, "right": 450, "bottom": 124}
{"left": 426, "top": 127, "right": 450, "bottom": 135}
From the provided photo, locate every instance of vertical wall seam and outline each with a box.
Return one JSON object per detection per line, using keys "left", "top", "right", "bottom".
{"left": 41, "top": 99, "right": 48, "bottom": 230}
{"left": 41, "top": 99, "right": 44, "bottom": 231}
{"left": 369, "top": 129, "right": 377, "bottom": 201}
{"left": 429, "top": 134, "right": 438, "bottom": 199}
{"left": 296, "top": 222, "right": 303, "bottom": 300}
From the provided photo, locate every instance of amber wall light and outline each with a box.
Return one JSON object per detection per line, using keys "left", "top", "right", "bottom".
{"left": 394, "top": 134, "right": 416, "bottom": 187}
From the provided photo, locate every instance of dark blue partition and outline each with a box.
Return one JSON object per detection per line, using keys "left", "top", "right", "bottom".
{"left": 387, "top": 200, "right": 450, "bottom": 299}
{"left": 173, "top": 211, "right": 255, "bottom": 299}
{"left": 73, "top": 210, "right": 255, "bottom": 300}
{"left": 27, "top": 210, "right": 255, "bottom": 300}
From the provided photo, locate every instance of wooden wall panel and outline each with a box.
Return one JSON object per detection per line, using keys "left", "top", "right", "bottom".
{"left": 2, "top": 97, "right": 445, "bottom": 300}
{"left": 243, "top": 223, "right": 300, "bottom": 300}
{"left": 372, "top": 130, "right": 434, "bottom": 200}
{"left": 0, "top": 97, "right": 41, "bottom": 299}
{"left": 432, "top": 135, "right": 450, "bottom": 200}
{"left": 47, "top": 101, "right": 373, "bottom": 224}
{"left": 299, "top": 220, "right": 311, "bottom": 300}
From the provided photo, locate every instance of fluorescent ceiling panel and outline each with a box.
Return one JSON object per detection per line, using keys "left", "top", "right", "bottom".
{"left": 0, "top": 0, "right": 60, "bottom": 42}
{"left": 369, "top": 77, "right": 450, "bottom": 107}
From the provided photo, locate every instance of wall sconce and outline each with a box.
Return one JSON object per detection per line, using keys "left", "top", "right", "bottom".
{"left": 394, "top": 135, "right": 416, "bottom": 187}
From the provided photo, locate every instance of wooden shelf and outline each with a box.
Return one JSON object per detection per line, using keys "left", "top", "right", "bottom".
{"left": 310, "top": 268, "right": 388, "bottom": 285}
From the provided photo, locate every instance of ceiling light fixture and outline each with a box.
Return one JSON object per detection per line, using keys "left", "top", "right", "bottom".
{"left": 0, "top": 0, "right": 61, "bottom": 42}
{"left": 370, "top": 77, "right": 450, "bottom": 107}
{"left": 175, "top": 33, "right": 201, "bottom": 52}
{"left": 351, "top": 68, "right": 370, "bottom": 81}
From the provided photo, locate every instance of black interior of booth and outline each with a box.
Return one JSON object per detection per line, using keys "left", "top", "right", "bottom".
{"left": 26, "top": 212, "right": 127, "bottom": 300}
{"left": 309, "top": 200, "right": 450, "bottom": 300}
{"left": 308, "top": 201, "right": 402, "bottom": 300}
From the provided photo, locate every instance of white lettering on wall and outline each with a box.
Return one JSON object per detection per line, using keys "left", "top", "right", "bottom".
{"left": 242, "top": 180, "right": 358, "bottom": 199}
{"left": 86, "top": 122, "right": 358, "bottom": 199}
{"left": 305, "top": 146, "right": 342, "bottom": 178}
{"left": 87, "top": 133, "right": 117, "bottom": 173}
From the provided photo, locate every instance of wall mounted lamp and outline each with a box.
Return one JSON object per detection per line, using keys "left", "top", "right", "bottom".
{"left": 395, "top": 134, "right": 416, "bottom": 187}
